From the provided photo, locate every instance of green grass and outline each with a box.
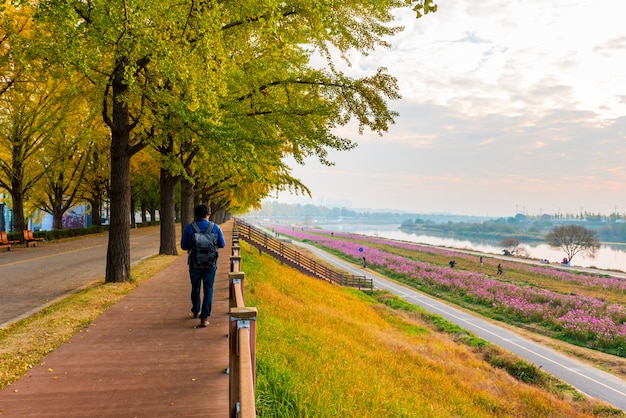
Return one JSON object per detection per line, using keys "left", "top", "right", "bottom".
{"left": 241, "top": 241, "right": 621, "bottom": 417}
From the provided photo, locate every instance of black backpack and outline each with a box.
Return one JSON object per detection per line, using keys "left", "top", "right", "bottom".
{"left": 190, "top": 221, "right": 218, "bottom": 268}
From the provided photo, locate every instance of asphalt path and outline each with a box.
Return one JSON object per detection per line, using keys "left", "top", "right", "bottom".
{"left": 289, "top": 239, "right": 626, "bottom": 412}
{"left": 0, "top": 225, "right": 166, "bottom": 328}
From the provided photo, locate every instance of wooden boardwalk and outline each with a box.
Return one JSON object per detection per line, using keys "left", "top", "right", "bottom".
{"left": 0, "top": 221, "right": 234, "bottom": 417}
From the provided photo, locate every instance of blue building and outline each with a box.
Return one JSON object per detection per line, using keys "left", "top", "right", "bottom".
{"left": 0, "top": 203, "right": 9, "bottom": 232}
{"left": 0, "top": 201, "right": 92, "bottom": 232}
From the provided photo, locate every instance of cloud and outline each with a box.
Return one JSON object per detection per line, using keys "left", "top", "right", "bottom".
{"left": 279, "top": 0, "right": 626, "bottom": 217}
{"left": 593, "top": 36, "right": 626, "bottom": 56}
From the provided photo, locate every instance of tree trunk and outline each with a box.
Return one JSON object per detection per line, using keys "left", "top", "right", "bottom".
{"left": 106, "top": 135, "right": 132, "bottom": 282}
{"left": 105, "top": 59, "right": 132, "bottom": 283}
{"left": 141, "top": 202, "right": 148, "bottom": 224}
{"left": 180, "top": 177, "right": 194, "bottom": 233}
{"left": 212, "top": 206, "right": 228, "bottom": 224}
{"left": 52, "top": 212, "right": 63, "bottom": 230}
{"left": 50, "top": 176, "right": 65, "bottom": 229}
{"left": 93, "top": 197, "right": 102, "bottom": 229}
{"left": 11, "top": 188, "right": 26, "bottom": 235}
{"left": 89, "top": 194, "right": 102, "bottom": 231}
{"left": 89, "top": 147, "right": 105, "bottom": 231}
{"left": 130, "top": 194, "right": 137, "bottom": 228}
{"left": 159, "top": 167, "right": 178, "bottom": 255}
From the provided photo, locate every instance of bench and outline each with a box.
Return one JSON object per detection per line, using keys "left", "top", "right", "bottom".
{"left": 0, "top": 231, "right": 19, "bottom": 251}
{"left": 23, "top": 230, "right": 44, "bottom": 247}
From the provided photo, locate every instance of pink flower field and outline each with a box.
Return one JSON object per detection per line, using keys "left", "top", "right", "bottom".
{"left": 270, "top": 225, "right": 626, "bottom": 354}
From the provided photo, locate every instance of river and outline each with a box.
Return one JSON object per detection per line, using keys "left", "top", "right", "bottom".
{"left": 310, "top": 221, "right": 626, "bottom": 272}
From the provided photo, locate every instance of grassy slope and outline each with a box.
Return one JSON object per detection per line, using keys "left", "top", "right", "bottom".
{"left": 241, "top": 242, "right": 619, "bottom": 417}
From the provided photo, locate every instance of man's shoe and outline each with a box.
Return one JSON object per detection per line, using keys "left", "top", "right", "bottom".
{"left": 193, "top": 312, "right": 199, "bottom": 318}
{"left": 200, "top": 318, "right": 209, "bottom": 327}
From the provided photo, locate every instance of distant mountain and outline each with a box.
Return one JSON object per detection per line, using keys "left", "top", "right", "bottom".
{"left": 245, "top": 200, "right": 495, "bottom": 223}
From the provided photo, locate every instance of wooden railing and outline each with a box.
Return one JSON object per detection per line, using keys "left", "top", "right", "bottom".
{"left": 234, "top": 218, "right": 373, "bottom": 290}
{"left": 227, "top": 218, "right": 372, "bottom": 415}
{"left": 228, "top": 230, "right": 257, "bottom": 418}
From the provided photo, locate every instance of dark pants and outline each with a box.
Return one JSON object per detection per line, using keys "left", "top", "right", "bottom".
{"left": 189, "top": 265, "right": 217, "bottom": 319}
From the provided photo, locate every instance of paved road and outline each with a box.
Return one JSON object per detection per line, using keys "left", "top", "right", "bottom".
{"left": 0, "top": 226, "right": 168, "bottom": 328}
{"left": 291, "top": 240, "right": 626, "bottom": 412}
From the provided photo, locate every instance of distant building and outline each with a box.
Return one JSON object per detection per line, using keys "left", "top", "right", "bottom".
{"left": 0, "top": 202, "right": 9, "bottom": 232}
{"left": 0, "top": 201, "right": 93, "bottom": 232}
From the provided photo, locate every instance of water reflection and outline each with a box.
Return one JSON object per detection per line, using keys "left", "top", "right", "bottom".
{"left": 319, "top": 223, "right": 626, "bottom": 271}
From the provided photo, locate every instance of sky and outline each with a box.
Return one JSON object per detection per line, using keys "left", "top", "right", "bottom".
{"left": 275, "top": 0, "right": 626, "bottom": 218}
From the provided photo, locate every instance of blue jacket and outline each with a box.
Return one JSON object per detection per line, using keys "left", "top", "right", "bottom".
{"left": 181, "top": 219, "right": 226, "bottom": 264}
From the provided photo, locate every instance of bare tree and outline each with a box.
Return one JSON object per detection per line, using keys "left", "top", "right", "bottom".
{"left": 545, "top": 225, "right": 600, "bottom": 263}
{"left": 500, "top": 237, "right": 521, "bottom": 256}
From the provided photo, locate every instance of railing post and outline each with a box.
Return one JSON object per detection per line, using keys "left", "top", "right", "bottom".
{"left": 230, "top": 255, "right": 242, "bottom": 273}
{"left": 229, "top": 307, "right": 257, "bottom": 418}
{"left": 229, "top": 271, "right": 246, "bottom": 309}
{"left": 232, "top": 233, "right": 239, "bottom": 247}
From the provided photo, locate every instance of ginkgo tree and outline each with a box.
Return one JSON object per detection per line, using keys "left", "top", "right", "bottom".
{"left": 31, "top": 130, "right": 90, "bottom": 230}
{"left": 189, "top": 131, "right": 310, "bottom": 224}
{"left": 208, "top": 0, "right": 438, "bottom": 192}
{"left": 0, "top": 2, "right": 41, "bottom": 231}
{"left": 156, "top": 0, "right": 437, "bottom": 253}
{"left": 35, "top": 0, "right": 228, "bottom": 282}
{"left": 33, "top": 0, "right": 437, "bottom": 283}
{"left": 0, "top": 70, "right": 79, "bottom": 234}
{"left": 0, "top": 3, "right": 33, "bottom": 98}
{"left": 30, "top": 85, "right": 104, "bottom": 230}
{"left": 130, "top": 149, "right": 161, "bottom": 227}
{"left": 79, "top": 134, "right": 110, "bottom": 231}
{"left": 196, "top": 156, "right": 307, "bottom": 224}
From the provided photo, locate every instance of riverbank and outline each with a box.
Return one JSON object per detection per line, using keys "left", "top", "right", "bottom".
{"left": 298, "top": 221, "right": 626, "bottom": 273}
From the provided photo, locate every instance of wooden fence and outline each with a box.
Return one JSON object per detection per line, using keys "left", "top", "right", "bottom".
{"left": 228, "top": 230, "right": 257, "bottom": 418}
{"left": 234, "top": 218, "right": 372, "bottom": 290}
{"left": 227, "top": 219, "right": 373, "bottom": 416}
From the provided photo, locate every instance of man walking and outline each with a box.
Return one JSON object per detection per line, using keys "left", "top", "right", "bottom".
{"left": 181, "top": 204, "right": 226, "bottom": 327}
